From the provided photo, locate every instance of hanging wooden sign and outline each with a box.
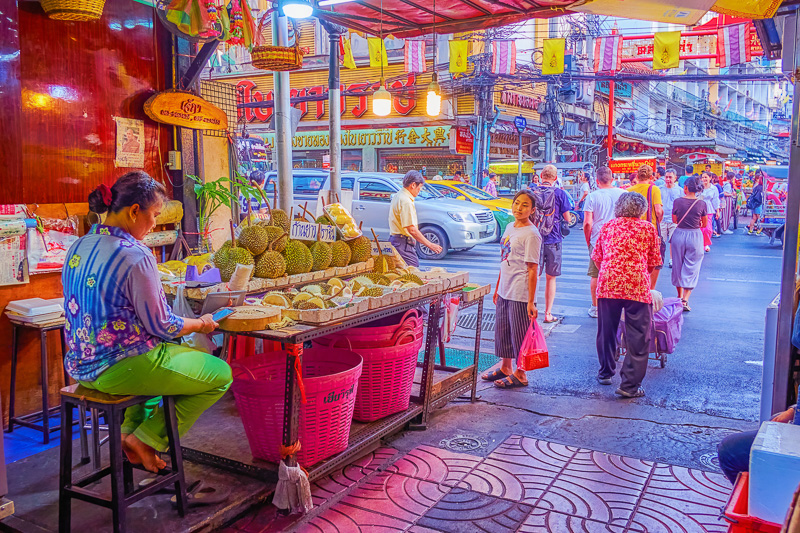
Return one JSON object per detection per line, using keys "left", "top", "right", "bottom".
{"left": 143, "top": 90, "right": 228, "bottom": 131}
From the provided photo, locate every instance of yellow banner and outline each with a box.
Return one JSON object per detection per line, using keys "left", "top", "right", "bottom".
{"left": 343, "top": 36, "right": 356, "bottom": 69}
{"left": 449, "top": 40, "right": 469, "bottom": 73}
{"left": 653, "top": 31, "right": 681, "bottom": 70}
{"left": 542, "top": 39, "right": 565, "bottom": 75}
{"left": 489, "top": 161, "right": 534, "bottom": 174}
{"left": 368, "top": 38, "right": 387, "bottom": 68}
{"left": 712, "top": 0, "right": 780, "bottom": 19}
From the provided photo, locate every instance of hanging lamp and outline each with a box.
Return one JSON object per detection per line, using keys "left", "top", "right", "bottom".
{"left": 372, "top": 0, "right": 392, "bottom": 116}
{"left": 426, "top": 0, "right": 441, "bottom": 117}
{"left": 279, "top": 0, "right": 313, "bottom": 19}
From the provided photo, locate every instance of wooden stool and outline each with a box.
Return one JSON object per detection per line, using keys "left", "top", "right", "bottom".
{"left": 7, "top": 319, "right": 69, "bottom": 444}
{"left": 58, "top": 384, "right": 187, "bottom": 533}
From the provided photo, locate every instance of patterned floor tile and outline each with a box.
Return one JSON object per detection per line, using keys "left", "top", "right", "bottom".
{"left": 340, "top": 471, "right": 450, "bottom": 523}
{"left": 416, "top": 487, "right": 533, "bottom": 532}
{"left": 385, "top": 444, "right": 482, "bottom": 485}
{"left": 487, "top": 435, "right": 578, "bottom": 472}
{"left": 518, "top": 508, "right": 628, "bottom": 533}
{"left": 223, "top": 504, "right": 299, "bottom": 533}
{"left": 457, "top": 456, "right": 558, "bottom": 504}
{"left": 298, "top": 502, "right": 412, "bottom": 532}
{"left": 627, "top": 464, "right": 731, "bottom": 533}
{"left": 534, "top": 451, "right": 655, "bottom": 525}
{"left": 311, "top": 447, "right": 399, "bottom": 506}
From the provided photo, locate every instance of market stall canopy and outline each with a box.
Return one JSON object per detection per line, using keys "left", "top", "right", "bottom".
{"left": 316, "top": 0, "right": 787, "bottom": 38}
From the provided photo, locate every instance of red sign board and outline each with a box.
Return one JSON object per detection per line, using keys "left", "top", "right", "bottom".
{"left": 450, "top": 127, "right": 474, "bottom": 155}
{"left": 608, "top": 158, "right": 656, "bottom": 174}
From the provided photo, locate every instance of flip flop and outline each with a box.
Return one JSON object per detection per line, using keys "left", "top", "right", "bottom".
{"left": 494, "top": 374, "right": 528, "bottom": 389}
{"left": 171, "top": 480, "right": 231, "bottom": 508}
{"left": 544, "top": 316, "right": 559, "bottom": 323}
{"left": 481, "top": 369, "right": 509, "bottom": 382}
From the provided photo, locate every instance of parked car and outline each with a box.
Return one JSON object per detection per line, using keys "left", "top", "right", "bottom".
{"left": 427, "top": 180, "right": 514, "bottom": 241}
{"left": 281, "top": 170, "right": 496, "bottom": 259}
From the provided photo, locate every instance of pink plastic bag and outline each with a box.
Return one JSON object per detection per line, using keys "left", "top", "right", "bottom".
{"left": 517, "top": 320, "right": 549, "bottom": 371}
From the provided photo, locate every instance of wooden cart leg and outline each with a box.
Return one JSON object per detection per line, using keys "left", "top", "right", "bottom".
{"left": 283, "top": 342, "right": 302, "bottom": 467}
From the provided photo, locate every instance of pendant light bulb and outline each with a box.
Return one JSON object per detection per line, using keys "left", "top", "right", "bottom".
{"left": 426, "top": 74, "right": 441, "bottom": 117}
{"left": 373, "top": 78, "right": 392, "bottom": 117}
{"left": 280, "top": 0, "right": 313, "bottom": 18}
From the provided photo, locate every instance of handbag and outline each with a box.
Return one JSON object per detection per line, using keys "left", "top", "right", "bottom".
{"left": 518, "top": 320, "right": 549, "bottom": 371}
{"left": 674, "top": 199, "right": 702, "bottom": 233}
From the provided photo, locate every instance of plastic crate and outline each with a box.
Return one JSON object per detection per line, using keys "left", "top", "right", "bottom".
{"left": 723, "top": 473, "right": 781, "bottom": 533}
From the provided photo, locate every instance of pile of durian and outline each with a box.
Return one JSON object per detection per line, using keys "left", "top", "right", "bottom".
{"left": 212, "top": 208, "right": 374, "bottom": 283}
{"left": 261, "top": 278, "right": 352, "bottom": 311}
{"left": 157, "top": 254, "right": 213, "bottom": 280}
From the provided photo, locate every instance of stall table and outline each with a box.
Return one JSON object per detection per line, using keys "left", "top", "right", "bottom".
{"left": 181, "top": 288, "right": 485, "bottom": 484}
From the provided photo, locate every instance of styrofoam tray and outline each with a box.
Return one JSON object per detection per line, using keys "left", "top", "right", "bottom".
{"left": 6, "top": 298, "right": 64, "bottom": 317}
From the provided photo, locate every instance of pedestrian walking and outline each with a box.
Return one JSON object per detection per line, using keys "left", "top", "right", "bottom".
{"left": 746, "top": 174, "right": 764, "bottom": 235}
{"left": 582, "top": 166, "right": 624, "bottom": 319}
{"left": 670, "top": 177, "right": 708, "bottom": 312}
{"left": 700, "top": 172, "right": 720, "bottom": 251}
{"left": 592, "top": 192, "right": 662, "bottom": 398}
{"left": 484, "top": 172, "right": 499, "bottom": 197}
{"left": 627, "top": 165, "right": 664, "bottom": 288}
{"left": 679, "top": 165, "right": 694, "bottom": 187}
{"left": 659, "top": 169, "right": 682, "bottom": 268}
{"left": 388, "top": 170, "right": 443, "bottom": 267}
{"left": 533, "top": 164, "right": 572, "bottom": 323}
{"left": 481, "top": 190, "right": 541, "bottom": 389}
{"left": 654, "top": 166, "right": 666, "bottom": 187}
{"left": 577, "top": 173, "right": 591, "bottom": 209}
{"left": 480, "top": 168, "right": 490, "bottom": 188}
{"left": 720, "top": 172, "right": 737, "bottom": 233}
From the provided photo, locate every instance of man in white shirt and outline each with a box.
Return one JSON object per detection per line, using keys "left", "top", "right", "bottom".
{"left": 659, "top": 169, "right": 683, "bottom": 268}
{"left": 582, "top": 166, "right": 625, "bottom": 318}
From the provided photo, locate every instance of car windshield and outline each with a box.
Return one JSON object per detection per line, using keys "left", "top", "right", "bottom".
{"left": 454, "top": 183, "right": 495, "bottom": 200}
{"left": 389, "top": 178, "right": 441, "bottom": 200}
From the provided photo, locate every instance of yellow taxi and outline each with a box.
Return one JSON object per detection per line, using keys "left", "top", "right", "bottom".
{"left": 426, "top": 180, "right": 514, "bottom": 240}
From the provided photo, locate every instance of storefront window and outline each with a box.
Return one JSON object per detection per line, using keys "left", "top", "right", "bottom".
{"left": 378, "top": 148, "right": 465, "bottom": 177}
{"left": 291, "top": 149, "right": 362, "bottom": 170}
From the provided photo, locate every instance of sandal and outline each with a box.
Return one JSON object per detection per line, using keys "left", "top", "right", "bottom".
{"left": 544, "top": 315, "right": 559, "bottom": 323}
{"left": 171, "top": 480, "right": 231, "bottom": 508}
{"left": 482, "top": 368, "right": 509, "bottom": 382}
{"left": 494, "top": 374, "right": 528, "bottom": 389}
{"left": 681, "top": 299, "right": 691, "bottom": 312}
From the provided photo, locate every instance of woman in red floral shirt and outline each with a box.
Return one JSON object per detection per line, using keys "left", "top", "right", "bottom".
{"left": 591, "top": 192, "right": 662, "bottom": 398}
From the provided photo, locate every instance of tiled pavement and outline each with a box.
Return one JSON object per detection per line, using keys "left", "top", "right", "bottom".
{"left": 220, "top": 435, "right": 732, "bottom": 533}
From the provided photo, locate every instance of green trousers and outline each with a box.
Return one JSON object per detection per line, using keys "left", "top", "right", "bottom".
{"left": 80, "top": 342, "right": 232, "bottom": 452}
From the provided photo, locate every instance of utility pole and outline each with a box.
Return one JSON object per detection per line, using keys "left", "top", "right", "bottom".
{"left": 320, "top": 20, "right": 345, "bottom": 201}
{"left": 606, "top": 27, "right": 618, "bottom": 164}
{"left": 545, "top": 18, "right": 558, "bottom": 163}
{"left": 272, "top": 11, "right": 293, "bottom": 211}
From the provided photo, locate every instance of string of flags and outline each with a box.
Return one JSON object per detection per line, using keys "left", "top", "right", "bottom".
{"left": 335, "top": 25, "right": 754, "bottom": 76}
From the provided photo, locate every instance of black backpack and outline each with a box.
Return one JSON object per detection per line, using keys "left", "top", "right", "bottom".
{"left": 746, "top": 187, "right": 763, "bottom": 210}
{"left": 533, "top": 187, "right": 558, "bottom": 238}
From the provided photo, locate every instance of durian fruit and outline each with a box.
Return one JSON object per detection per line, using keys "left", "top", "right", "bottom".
{"left": 385, "top": 273, "right": 400, "bottom": 281}
{"left": 263, "top": 292, "right": 292, "bottom": 308}
{"left": 348, "top": 235, "right": 372, "bottom": 264}
{"left": 301, "top": 285, "right": 324, "bottom": 296}
{"left": 282, "top": 240, "right": 313, "bottom": 275}
{"left": 309, "top": 241, "right": 332, "bottom": 271}
{"left": 351, "top": 276, "right": 374, "bottom": 287}
{"left": 292, "top": 293, "right": 313, "bottom": 307}
{"left": 213, "top": 244, "right": 255, "bottom": 282}
{"left": 316, "top": 214, "right": 333, "bottom": 226}
{"left": 364, "top": 273, "right": 391, "bottom": 286}
{"left": 398, "top": 273, "right": 424, "bottom": 286}
{"left": 329, "top": 241, "right": 352, "bottom": 267}
{"left": 271, "top": 208, "right": 290, "bottom": 232}
{"left": 359, "top": 287, "right": 383, "bottom": 298}
{"left": 238, "top": 225, "right": 270, "bottom": 256}
{"left": 262, "top": 226, "right": 287, "bottom": 253}
{"left": 296, "top": 297, "right": 325, "bottom": 310}
{"left": 328, "top": 278, "right": 344, "bottom": 290}
{"left": 253, "top": 231, "right": 288, "bottom": 279}
{"left": 217, "top": 239, "right": 236, "bottom": 252}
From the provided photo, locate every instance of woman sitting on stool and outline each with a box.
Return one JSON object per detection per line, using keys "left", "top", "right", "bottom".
{"left": 63, "top": 171, "right": 232, "bottom": 473}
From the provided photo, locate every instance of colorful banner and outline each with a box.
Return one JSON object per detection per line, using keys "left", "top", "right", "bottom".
{"left": 609, "top": 158, "right": 657, "bottom": 174}
{"left": 368, "top": 38, "right": 388, "bottom": 68}
{"left": 593, "top": 35, "right": 623, "bottom": 73}
{"left": 405, "top": 39, "right": 426, "bottom": 73}
{"left": 341, "top": 36, "right": 357, "bottom": 69}
{"left": 449, "top": 40, "right": 469, "bottom": 73}
{"left": 542, "top": 39, "right": 565, "bottom": 75}
{"left": 712, "top": 0, "right": 781, "bottom": 19}
{"left": 653, "top": 31, "right": 681, "bottom": 70}
{"left": 492, "top": 40, "right": 517, "bottom": 75}
{"left": 717, "top": 23, "right": 751, "bottom": 68}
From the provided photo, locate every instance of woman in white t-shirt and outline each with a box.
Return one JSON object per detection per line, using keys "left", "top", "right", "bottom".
{"left": 481, "top": 190, "right": 542, "bottom": 389}
{"left": 700, "top": 172, "right": 720, "bottom": 252}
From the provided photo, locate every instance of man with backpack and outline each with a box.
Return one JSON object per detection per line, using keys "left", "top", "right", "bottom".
{"left": 533, "top": 165, "right": 572, "bottom": 323}
{"left": 746, "top": 173, "right": 764, "bottom": 235}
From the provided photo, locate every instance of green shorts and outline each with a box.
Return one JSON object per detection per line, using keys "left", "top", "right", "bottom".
{"left": 587, "top": 246, "right": 599, "bottom": 278}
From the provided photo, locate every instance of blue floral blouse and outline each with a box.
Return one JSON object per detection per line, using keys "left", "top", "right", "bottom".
{"left": 62, "top": 224, "right": 184, "bottom": 382}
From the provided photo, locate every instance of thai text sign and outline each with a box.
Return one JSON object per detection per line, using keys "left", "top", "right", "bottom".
{"left": 596, "top": 81, "right": 633, "bottom": 98}
{"left": 622, "top": 35, "right": 715, "bottom": 60}
{"left": 450, "top": 127, "right": 474, "bottom": 155}
{"left": 263, "top": 126, "right": 451, "bottom": 150}
{"left": 144, "top": 91, "right": 227, "bottom": 130}
{"left": 609, "top": 158, "right": 656, "bottom": 174}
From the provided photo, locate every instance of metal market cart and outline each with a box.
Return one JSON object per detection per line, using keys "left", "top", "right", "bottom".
{"left": 181, "top": 285, "right": 487, "bottom": 483}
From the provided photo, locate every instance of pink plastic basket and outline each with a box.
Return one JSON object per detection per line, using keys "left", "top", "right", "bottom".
{"left": 317, "top": 309, "right": 422, "bottom": 348}
{"left": 231, "top": 348, "right": 362, "bottom": 467}
{"left": 315, "top": 332, "right": 422, "bottom": 422}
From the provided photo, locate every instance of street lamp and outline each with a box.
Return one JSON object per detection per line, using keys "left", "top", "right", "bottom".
{"left": 279, "top": 0, "right": 313, "bottom": 18}
{"left": 373, "top": 78, "right": 392, "bottom": 116}
{"left": 426, "top": 73, "right": 441, "bottom": 117}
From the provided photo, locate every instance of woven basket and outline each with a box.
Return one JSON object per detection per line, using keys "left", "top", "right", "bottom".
{"left": 40, "top": 0, "right": 105, "bottom": 21}
{"left": 251, "top": 42, "right": 303, "bottom": 72}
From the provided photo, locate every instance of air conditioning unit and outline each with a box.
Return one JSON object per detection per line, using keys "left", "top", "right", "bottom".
{"left": 681, "top": 109, "right": 696, "bottom": 121}
{"left": 563, "top": 120, "right": 581, "bottom": 138}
